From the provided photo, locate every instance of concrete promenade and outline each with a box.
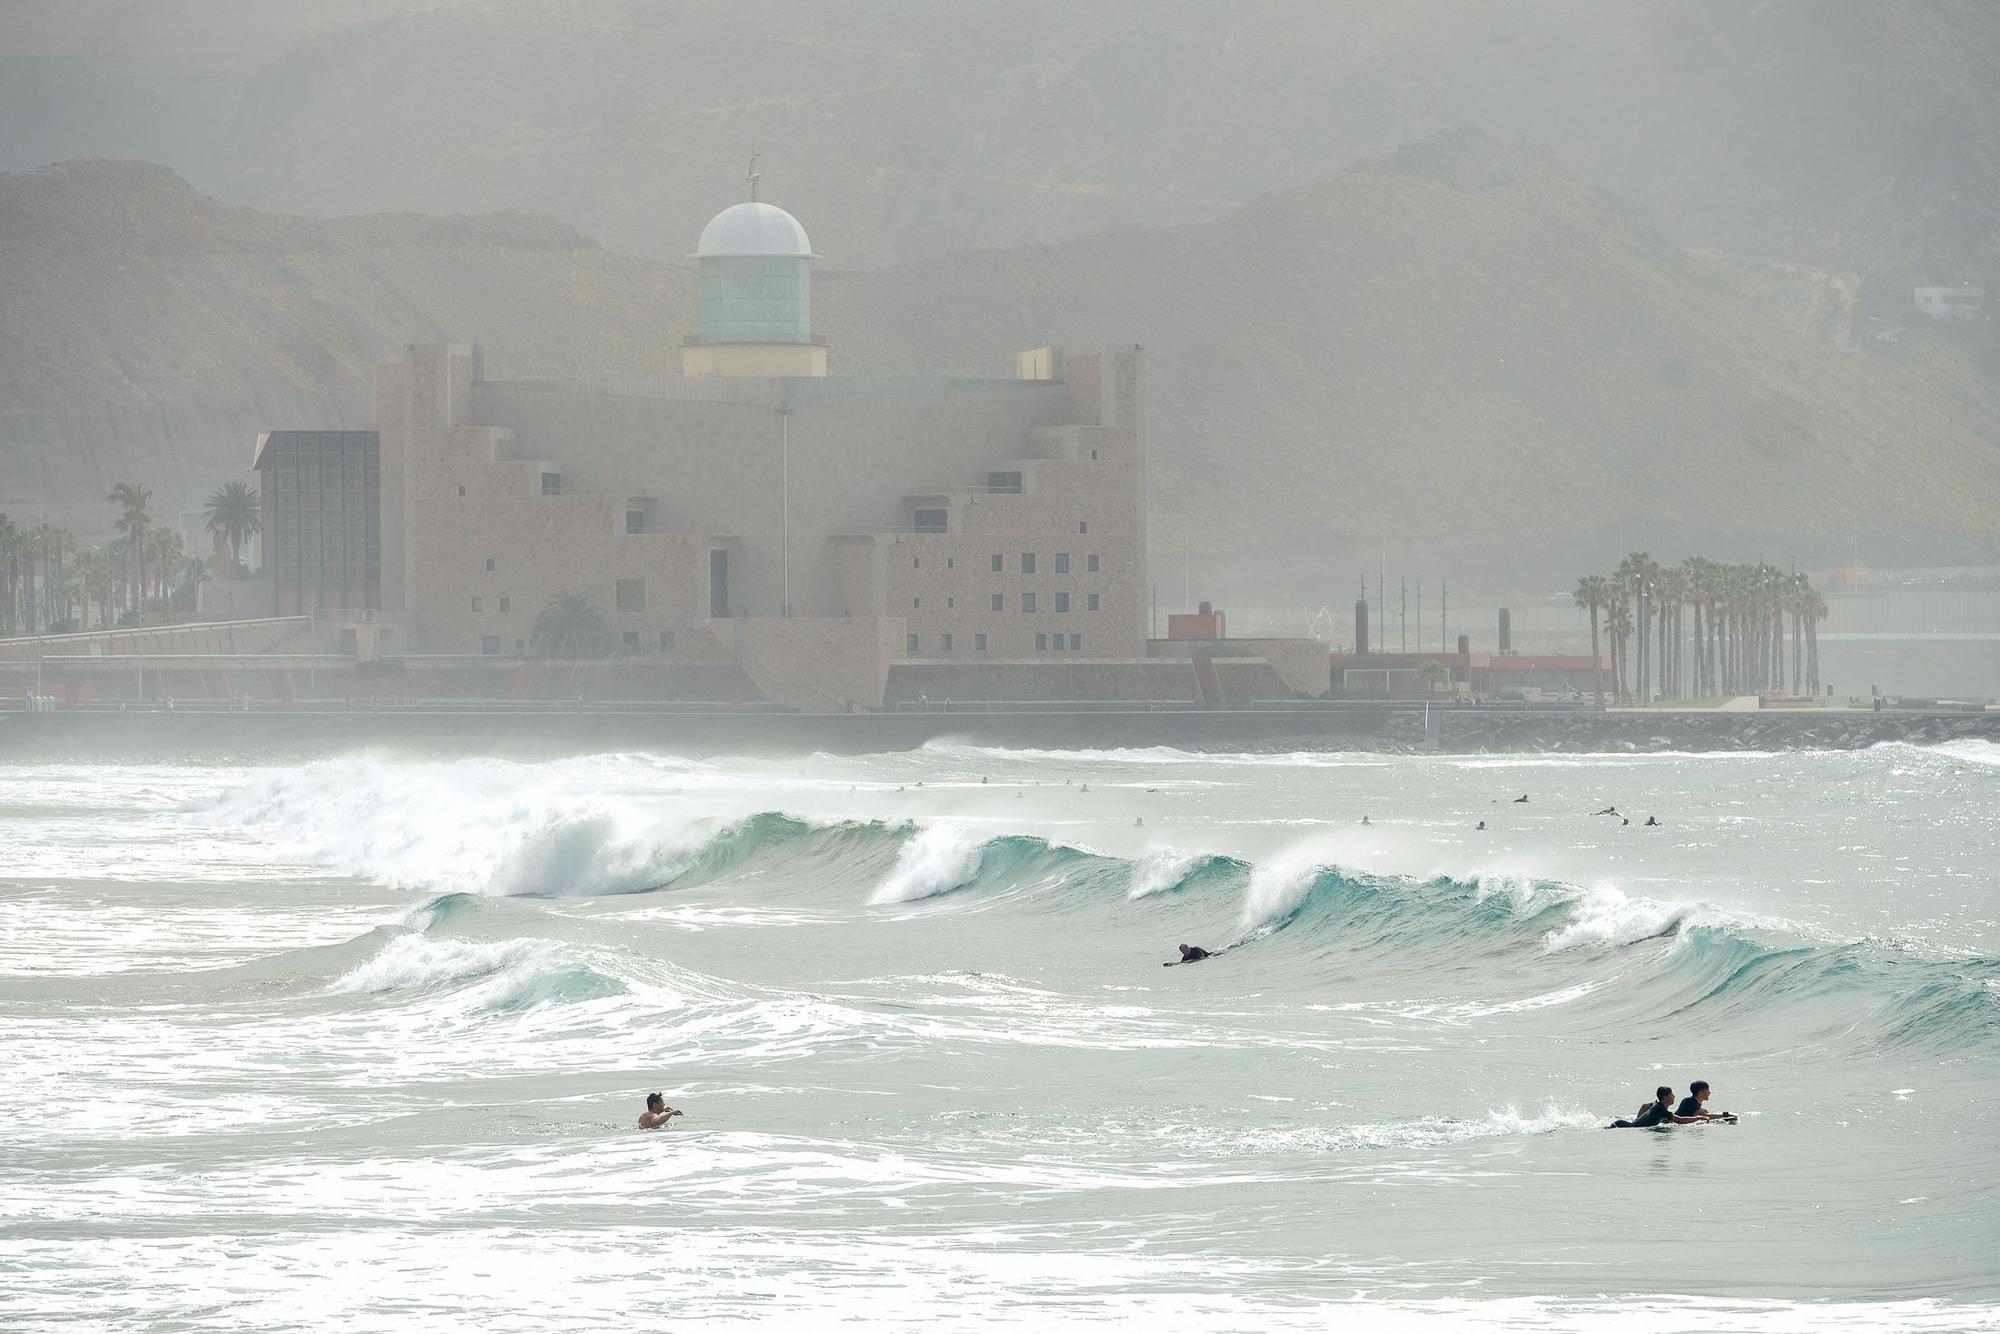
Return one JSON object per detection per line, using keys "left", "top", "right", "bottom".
{"left": 1, "top": 702, "right": 1992, "bottom": 761}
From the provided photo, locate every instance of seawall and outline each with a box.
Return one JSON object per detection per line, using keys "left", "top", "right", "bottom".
{"left": 1, "top": 705, "right": 1993, "bottom": 762}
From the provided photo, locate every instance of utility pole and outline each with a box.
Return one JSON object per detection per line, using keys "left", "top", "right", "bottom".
{"left": 1400, "top": 576, "right": 1407, "bottom": 653}
{"left": 1440, "top": 579, "right": 1447, "bottom": 656}
{"left": 776, "top": 406, "right": 794, "bottom": 617}
{"left": 1183, "top": 538, "right": 1191, "bottom": 610}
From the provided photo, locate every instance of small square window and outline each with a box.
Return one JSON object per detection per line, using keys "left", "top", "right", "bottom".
{"left": 975, "top": 633, "right": 988, "bottom": 652}
{"left": 1078, "top": 520, "right": 1088, "bottom": 534}
{"left": 480, "top": 635, "right": 501, "bottom": 656}
{"left": 616, "top": 578, "right": 645, "bottom": 612}
{"left": 1054, "top": 553, "right": 1070, "bottom": 574}
{"left": 906, "top": 633, "right": 920, "bottom": 654}
{"left": 991, "top": 593, "right": 1004, "bottom": 611}
{"left": 541, "top": 472, "right": 561, "bottom": 496}
{"left": 471, "top": 596, "right": 483, "bottom": 612}
{"left": 940, "top": 632, "right": 953, "bottom": 652}
{"left": 1088, "top": 593, "right": 1101, "bottom": 611}
{"left": 515, "top": 637, "right": 526, "bottom": 652}
{"left": 1054, "top": 592, "right": 1070, "bottom": 613}
{"left": 1021, "top": 553, "right": 1037, "bottom": 574}
{"left": 484, "top": 557, "right": 495, "bottom": 572}
{"left": 457, "top": 485, "right": 466, "bottom": 497}
{"left": 1035, "top": 633, "right": 1047, "bottom": 651}
{"left": 626, "top": 510, "right": 646, "bottom": 534}
{"left": 1022, "top": 592, "right": 1037, "bottom": 613}
{"left": 1069, "top": 633, "right": 1082, "bottom": 651}
{"left": 1087, "top": 554, "right": 1100, "bottom": 572}
{"left": 991, "top": 554, "right": 1003, "bottom": 572}
{"left": 498, "top": 597, "right": 510, "bottom": 612}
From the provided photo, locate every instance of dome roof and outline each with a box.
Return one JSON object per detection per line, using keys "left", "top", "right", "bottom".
{"left": 695, "top": 201, "right": 814, "bottom": 258}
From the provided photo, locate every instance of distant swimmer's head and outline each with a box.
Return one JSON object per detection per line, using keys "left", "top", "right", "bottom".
{"left": 646, "top": 1092, "right": 666, "bottom": 1113}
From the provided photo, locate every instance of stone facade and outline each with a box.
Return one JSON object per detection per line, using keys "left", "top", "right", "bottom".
{"left": 352, "top": 339, "right": 1145, "bottom": 705}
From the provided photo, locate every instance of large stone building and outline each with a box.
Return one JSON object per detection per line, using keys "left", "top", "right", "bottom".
{"left": 245, "top": 193, "right": 1149, "bottom": 708}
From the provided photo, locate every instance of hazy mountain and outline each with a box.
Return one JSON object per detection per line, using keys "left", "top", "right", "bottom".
{"left": 7, "top": 142, "right": 1997, "bottom": 576}
{"left": 6, "top": 0, "right": 1996, "bottom": 287}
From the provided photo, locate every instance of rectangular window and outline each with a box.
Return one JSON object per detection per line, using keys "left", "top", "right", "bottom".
{"left": 457, "top": 484, "right": 467, "bottom": 497}
{"left": 1054, "top": 553, "right": 1070, "bottom": 574}
{"left": 616, "top": 578, "right": 645, "bottom": 613}
{"left": 659, "top": 630, "right": 675, "bottom": 652}
{"left": 940, "top": 633, "right": 953, "bottom": 652}
{"left": 541, "top": 472, "right": 561, "bottom": 496}
{"left": 1088, "top": 593, "right": 1100, "bottom": 611}
{"left": 946, "top": 597, "right": 954, "bottom": 608}
{"left": 991, "top": 593, "right": 1004, "bottom": 611}
{"left": 914, "top": 509, "right": 947, "bottom": 533}
{"left": 1069, "top": 633, "right": 1082, "bottom": 651}
{"left": 626, "top": 510, "right": 645, "bottom": 534}
{"left": 1051, "top": 633, "right": 1063, "bottom": 651}
{"left": 991, "top": 553, "right": 1003, "bottom": 572}
{"left": 1087, "top": 554, "right": 1100, "bottom": 573}
{"left": 481, "top": 635, "right": 501, "bottom": 656}
{"left": 623, "top": 630, "right": 640, "bottom": 649}
{"left": 1090, "top": 448, "right": 1098, "bottom": 460}
{"left": 947, "top": 558, "right": 954, "bottom": 569}
{"left": 975, "top": 633, "right": 988, "bottom": 652}
{"left": 710, "top": 549, "right": 728, "bottom": 618}
{"left": 498, "top": 597, "right": 511, "bottom": 612}
{"left": 988, "top": 471, "right": 1023, "bottom": 494}
{"left": 913, "top": 557, "right": 921, "bottom": 569}
{"left": 515, "top": 637, "right": 526, "bottom": 652}
{"left": 1021, "top": 553, "right": 1036, "bottom": 574}
{"left": 1035, "top": 633, "right": 1047, "bottom": 651}
{"left": 471, "top": 596, "right": 483, "bottom": 611}
{"left": 1021, "top": 592, "right": 1037, "bottom": 613}
{"left": 906, "top": 633, "right": 919, "bottom": 654}
{"left": 913, "top": 597, "right": 920, "bottom": 609}
{"left": 1079, "top": 520, "right": 1088, "bottom": 534}
{"left": 1054, "top": 592, "right": 1070, "bottom": 613}
{"left": 484, "top": 557, "right": 495, "bottom": 572}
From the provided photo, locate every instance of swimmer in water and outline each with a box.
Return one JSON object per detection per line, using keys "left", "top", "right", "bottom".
{"left": 1645, "top": 815, "right": 1660, "bottom": 826}
{"left": 1513, "top": 794, "right": 1530, "bottom": 803}
{"left": 638, "top": 1092, "right": 683, "bottom": 1130}
{"left": 1168, "top": 943, "right": 1213, "bottom": 965}
{"left": 1622, "top": 817, "right": 1631, "bottom": 826}
{"left": 1594, "top": 805, "right": 1618, "bottom": 816}
{"left": 1361, "top": 815, "right": 1372, "bottom": 826}
{"left": 1476, "top": 820, "right": 1487, "bottom": 830}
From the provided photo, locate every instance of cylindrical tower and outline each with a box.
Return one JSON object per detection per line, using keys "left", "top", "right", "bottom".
{"left": 682, "top": 201, "right": 826, "bottom": 377}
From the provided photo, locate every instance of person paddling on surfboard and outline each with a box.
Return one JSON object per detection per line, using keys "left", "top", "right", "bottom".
{"left": 1165, "top": 943, "right": 1213, "bottom": 966}
{"left": 1608, "top": 1086, "right": 1704, "bottom": 1128}
{"left": 1674, "top": 1080, "right": 1735, "bottom": 1122}
{"left": 638, "top": 1092, "right": 683, "bottom": 1129}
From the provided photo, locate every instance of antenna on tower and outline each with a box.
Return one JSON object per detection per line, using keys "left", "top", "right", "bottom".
{"left": 746, "top": 150, "right": 762, "bottom": 202}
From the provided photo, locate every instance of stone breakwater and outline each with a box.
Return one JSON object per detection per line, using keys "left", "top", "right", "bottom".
{"left": 1325, "top": 708, "right": 2000, "bottom": 755}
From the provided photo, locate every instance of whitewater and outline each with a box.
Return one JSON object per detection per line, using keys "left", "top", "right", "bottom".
{"left": 3, "top": 740, "right": 1997, "bottom": 1331}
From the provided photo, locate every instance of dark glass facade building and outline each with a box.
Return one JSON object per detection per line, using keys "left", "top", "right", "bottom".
{"left": 253, "top": 430, "right": 380, "bottom": 613}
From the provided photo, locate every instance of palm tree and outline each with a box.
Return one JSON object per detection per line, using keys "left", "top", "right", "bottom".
{"left": 145, "top": 528, "right": 186, "bottom": 620}
{"left": 202, "top": 481, "right": 261, "bottom": 573}
{"left": 1603, "top": 587, "right": 1634, "bottom": 703}
{"left": 1572, "top": 574, "right": 1610, "bottom": 708}
{"left": 530, "top": 592, "right": 618, "bottom": 659}
{"left": 1653, "top": 564, "right": 1685, "bottom": 701}
{"left": 108, "top": 482, "right": 152, "bottom": 626}
{"left": 0, "top": 514, "right": 16, "bottom": 636}
{"left": 75, "top": 547, "right": 113, "bottom": 630}
{"left": 1801, "top": 579, "right": 1828, "bottom": 695}
{"left": 1416, "top": 657, "right": 1452, "bottom": 695}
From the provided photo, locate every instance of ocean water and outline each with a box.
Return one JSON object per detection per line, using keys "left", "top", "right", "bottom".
{"left": 3, "top": 740, "right": 1998, "bottom": 1331}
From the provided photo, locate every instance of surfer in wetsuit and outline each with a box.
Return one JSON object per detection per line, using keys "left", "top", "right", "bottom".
{"left": 1674, "top": 1080, "right": 1735, "bottom": 1122}
{"left": 1168, "top": 943, "right": 1213, "bottom": 965}
{"left": 1608, "top": 1086, "right": 1703, "bottom": 1129}
{"left": 1644, "top": 816, "right": 1661, "bottom": 827}
{"left": 1594, "top": 806, "right": 1618, "bottom": 816}
{"left": 638, "top": 1092, "right": 683, "bottom": 1129}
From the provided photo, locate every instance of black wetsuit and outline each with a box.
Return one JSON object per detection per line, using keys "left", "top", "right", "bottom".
{"left": 1181, "top": 946, "right": 1212, "bottom": 962}
{"left": 1610, "top": 1099, "right": 1675, "bottom": 1129}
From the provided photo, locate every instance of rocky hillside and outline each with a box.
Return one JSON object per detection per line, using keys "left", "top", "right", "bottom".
{"left": 5, "top": 142, "right": 1999, "bottom": 573}
{"left": 8, "top": 0, "right": 1998, "bottom": 287}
